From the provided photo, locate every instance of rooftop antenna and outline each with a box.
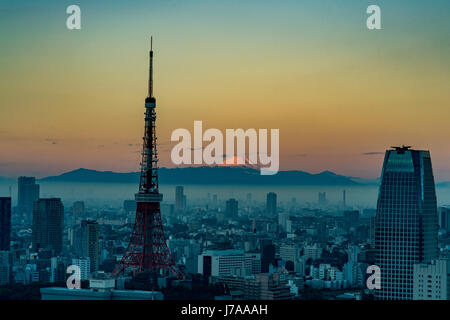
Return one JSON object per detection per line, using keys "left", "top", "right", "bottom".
{"left": 391, "top": 145, "right": 412, "bottom": 154}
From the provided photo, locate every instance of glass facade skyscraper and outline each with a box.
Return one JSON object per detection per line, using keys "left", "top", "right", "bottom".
{"left": 375, "top": 147, "right": 438, "bottom": 300}
{"left": 32, "top": 198, "right": 64, "bottom": 254}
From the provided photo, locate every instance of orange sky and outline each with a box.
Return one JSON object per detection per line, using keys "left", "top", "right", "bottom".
{"left": 1, "top": 1, "right": 450, "bottom": 180}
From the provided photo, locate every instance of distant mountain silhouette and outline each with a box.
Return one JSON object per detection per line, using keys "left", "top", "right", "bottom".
{"left": 39, "top": 168, "right": 139, "bottom": 183}
{"left": 39, "top": 167, "right": 360, "bottom": 185}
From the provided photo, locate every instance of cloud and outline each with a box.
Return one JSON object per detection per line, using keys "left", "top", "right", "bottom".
{"left": 362, "top": 152, "right": 384, "bottom": 156}
{"left": 45, "top": 138, "right": 58, "bottom": 145}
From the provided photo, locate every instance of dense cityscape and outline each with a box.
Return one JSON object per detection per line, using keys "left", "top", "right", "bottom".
{"left": 1, "top": 147, "right": 449, "bottom": 300}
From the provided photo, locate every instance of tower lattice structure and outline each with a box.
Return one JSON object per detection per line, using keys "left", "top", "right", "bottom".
{"left": 112, "top": 38, "right": 182, "bottom": 279}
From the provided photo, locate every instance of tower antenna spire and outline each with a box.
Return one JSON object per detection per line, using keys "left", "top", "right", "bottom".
{"left": 148, "top": 36, "right": 154, "bottom": 98}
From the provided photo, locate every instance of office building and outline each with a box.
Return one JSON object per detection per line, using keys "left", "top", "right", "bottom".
{"left": 50, "top": 256, "right": 70, "bottom": 283}
{"left": 77, "top": 220, "right": 99, "bottom": 273}
{"left": 175, "top": 186, "right": 185, "bottom": 212}
{"left": 198, "top": 250, "right": 261, "bottom": 277}
{"left": 72, "top": 258, "right": 91, "bottom": 280}
{"left": 17, "top": 176, "right": 39, "bottom": 223}
{"left": 302, "top": 244, "right": 322, "bottom": 261}
{"left": 278, "top": 212, "right": 289, "bottom": 232}
{"left": 167, "top": 238, "right": 201, "bottom": 274}
{"left": 343, "top": 261, "right": 366, "bottom": 287}
{"left": 266, "top": 192, "right": 277, "bottom": 216}
{"left": 213, "top": 273, "right": 294, "bottom": 300}
{"left": 413, "top": 259, "right": 450, "bottom": 300}
{"left": 32, "top": 198, "right": 64, "bottom": 254}
{"left": 375, "top": 146, "right": 438, "bottom": 300}
{"left": 0, "top": 251, "right": 10, "bottom": 285}
{"left": 280, "top": 245, "right": 299, "bottom": 264}
{"left": 261, "top": 241, "right": 276, "bottom": 272}
{"left": 0, "top": 197, "right": 11, "bottom": 251}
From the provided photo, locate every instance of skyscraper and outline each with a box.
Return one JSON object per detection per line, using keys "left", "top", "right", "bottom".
{"left": 375, "top": 146, "right": 438, "bottom": 300}
{"left": 0, "top": 197, "right": 11, "bottom": 251}
{"left": 32, "top": 198, "right": 64, "bottom": 254}
{"left": 17, "top": 176, "right": 39, "bottom": 223}
{"left": 175, "top": 186, "right": 185, "bottom": 212}
{"left": 225, "top": 198, "right": 238, "bottom": 218}
{"left": 266, "top": 192, "right": 277, "bottom": 216}
{"left": 78, "top": 220, "right": 99, "bottom": 273}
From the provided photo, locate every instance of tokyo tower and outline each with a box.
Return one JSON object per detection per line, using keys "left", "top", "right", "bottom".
{"left": 112, "top": 38, "right": 182, "bottom": 280}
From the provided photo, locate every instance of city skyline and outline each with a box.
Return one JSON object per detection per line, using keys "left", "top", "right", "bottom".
{"left": 1, "top": 1, "right": 450, "bottom": 179}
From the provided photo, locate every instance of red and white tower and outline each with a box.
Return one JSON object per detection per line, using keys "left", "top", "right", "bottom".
{"left": 112, "top": 38, "right": 182, "bottom": 280}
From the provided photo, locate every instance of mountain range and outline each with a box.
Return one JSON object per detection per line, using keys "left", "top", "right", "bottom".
{"left": 37, "top": 167, "right": 362, "bottom": 185}
{"left": 0, "top": 167, "right": 447, "bottom": 186}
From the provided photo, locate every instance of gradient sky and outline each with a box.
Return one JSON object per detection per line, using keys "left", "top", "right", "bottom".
{"left": 1, "top": 0, "right": 450, "bottom": 180}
